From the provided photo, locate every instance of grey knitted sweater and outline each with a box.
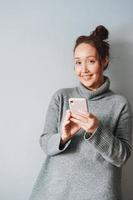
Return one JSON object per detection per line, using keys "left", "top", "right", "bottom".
{"left": 29, "top": 76, "right": 132, "bottom": 200}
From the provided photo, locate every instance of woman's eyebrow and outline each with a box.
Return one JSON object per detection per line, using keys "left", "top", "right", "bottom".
{"left": 74, "top": 56, "right": 95, "bottom": 59}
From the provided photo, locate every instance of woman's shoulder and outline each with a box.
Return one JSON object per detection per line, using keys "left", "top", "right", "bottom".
{"left": 50, "top": 86, "right": 77, "bottom": 101}
{"left": 109, "top": 90, "right": 131, "bottom": 107}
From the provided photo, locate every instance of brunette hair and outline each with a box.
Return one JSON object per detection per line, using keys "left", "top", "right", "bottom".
{"left": 73, "top": 25, "right": 110, "bottom": 70}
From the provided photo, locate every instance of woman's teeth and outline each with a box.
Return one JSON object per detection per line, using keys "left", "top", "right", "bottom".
{"left": 82, "top": 75, "right": 92, "bottom": 80}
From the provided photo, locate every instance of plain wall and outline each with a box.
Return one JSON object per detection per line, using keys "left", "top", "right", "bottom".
{"left": 0, "top": 0, "right": 133, "bottom": 199}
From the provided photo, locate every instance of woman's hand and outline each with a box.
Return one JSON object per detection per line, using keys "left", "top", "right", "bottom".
{"left": 70, "top": 111, "right": 99, "bottom": 135}
{"left": 61, "top": 109, "right": 81, "bottom": 144}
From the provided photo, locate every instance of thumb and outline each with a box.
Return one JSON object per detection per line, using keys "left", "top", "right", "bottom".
{"left": 65, "top": 109, "right": 71, "bottom": 119}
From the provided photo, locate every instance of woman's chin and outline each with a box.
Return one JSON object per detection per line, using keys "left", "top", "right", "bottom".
{"left": 80, "top": 80, "right": 95, "bottom": 90}
{"left": 81, "top": 78, "right": 93, "bottom": 85}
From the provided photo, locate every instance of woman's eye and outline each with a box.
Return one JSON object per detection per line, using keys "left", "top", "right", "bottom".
{"left": 76, "top": 61, "right": 81, "bottom": 65}
{"left": 90, "top": 60, "right": 95, "bottom": 64}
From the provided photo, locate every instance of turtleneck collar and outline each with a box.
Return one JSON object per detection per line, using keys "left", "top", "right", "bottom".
{"left": 77, "top": 76, "right": 111, "bottom": 100}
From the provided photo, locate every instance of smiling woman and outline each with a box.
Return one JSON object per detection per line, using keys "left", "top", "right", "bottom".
{"left": 74, "top": 25, "right": 109, "bottom": 91}
{"left": 74, "top": 43, "right": 106, "bottom": 91}
{"left": 29, "top": 25, "right": 132, "bottom": 200}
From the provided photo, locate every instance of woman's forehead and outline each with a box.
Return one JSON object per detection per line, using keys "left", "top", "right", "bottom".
{"left": 74, "top": 43, "right": 98, "bottom": 59}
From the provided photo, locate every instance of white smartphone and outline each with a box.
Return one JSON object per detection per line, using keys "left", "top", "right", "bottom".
{"left": 69, "top": 98, "right": 88, "bottom": 114}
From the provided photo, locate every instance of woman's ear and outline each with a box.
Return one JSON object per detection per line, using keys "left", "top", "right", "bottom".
{"left": 103, "top": 56, "right": 109, "bottom": 70}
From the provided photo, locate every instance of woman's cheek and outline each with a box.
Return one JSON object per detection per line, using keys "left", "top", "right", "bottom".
{"left": 76, "top": 68, "right": 81, "bottom": 75}
{"left": 92, "top": 67, "right": 102, "bottom": 75}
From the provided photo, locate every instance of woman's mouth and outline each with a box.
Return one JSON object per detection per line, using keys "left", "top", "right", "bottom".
{"left": 82, "top": 75, "right": 92, "bottom": 81}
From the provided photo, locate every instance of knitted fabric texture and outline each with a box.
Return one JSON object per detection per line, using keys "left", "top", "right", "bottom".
{"left": 29, "top": 76, "right": 132, "bottom": 200}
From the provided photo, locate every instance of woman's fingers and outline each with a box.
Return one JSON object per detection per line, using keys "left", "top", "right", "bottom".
{"left": 71, "top": 113, "right": 89, "bottom": 123}
{"left": 64, "top": 120, "right": 70, "bottom": 126}
{"left": 63, "top": 110, "right": 71, "bottom": 127}
{"left": 64, "top": 110, "right": 93, "bottom": 127}
{"left": 70, "top": 117, "right": 91, "bottom": 132}
{"left": 77, "top": 111, "right": 93, "bottom": 118}
{"left": 66, "top": 109, "right": 71, "bottom": 118}
{"left": 70, "top": 117, "right": 85, "bottom": 126}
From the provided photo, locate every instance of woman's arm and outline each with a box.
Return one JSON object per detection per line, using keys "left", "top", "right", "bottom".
{"left": 84, "top": 100, "right": 133, "bottom": 167}
{"left": 40, "top": 90, "right": 72, "bottom": 156}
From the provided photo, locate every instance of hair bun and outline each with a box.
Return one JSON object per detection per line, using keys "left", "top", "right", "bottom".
{"left": 90, "top": 25, "right": 109, "bottom": 41}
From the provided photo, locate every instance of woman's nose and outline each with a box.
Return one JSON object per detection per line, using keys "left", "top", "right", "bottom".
{"left": 82, "top": 62, "right": 89, "bottom": 72}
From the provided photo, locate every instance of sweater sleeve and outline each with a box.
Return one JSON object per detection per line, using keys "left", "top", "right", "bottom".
{"left": 84, "top": 100, "right": 133, "bottom": 167}
{"left": 39, "top": 90, "right": 72, "bottom": 156}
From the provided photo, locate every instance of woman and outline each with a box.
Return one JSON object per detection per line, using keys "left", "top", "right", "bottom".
{"left": 29, "top": 25, "right": 132, "bottom": 200}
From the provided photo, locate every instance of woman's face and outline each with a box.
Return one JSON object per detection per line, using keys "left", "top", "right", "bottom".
{"left": 74, "top": 43, "right": 108, "bottom": 91}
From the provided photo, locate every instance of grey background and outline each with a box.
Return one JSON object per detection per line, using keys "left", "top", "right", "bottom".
{"left": 0, "top": 0, "right": 133, "bottom": 199}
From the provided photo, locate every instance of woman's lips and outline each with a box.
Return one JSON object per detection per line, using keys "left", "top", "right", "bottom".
{"left": 82, "top": 75, "right": 92, "bottom": 81}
